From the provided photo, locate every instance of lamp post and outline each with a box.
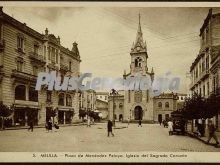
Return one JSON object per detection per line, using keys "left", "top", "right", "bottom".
{"left": 110, "top": 89, "right": 118, "bottom": 127}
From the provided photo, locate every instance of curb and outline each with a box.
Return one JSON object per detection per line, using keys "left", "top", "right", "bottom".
{"left": 2, "top": 122, "right": 85, "bottom": 131}
{"left": 186, "top": 132, "right": 220, "bottom": 148}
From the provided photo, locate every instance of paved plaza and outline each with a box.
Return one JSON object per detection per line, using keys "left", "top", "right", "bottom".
{"left": 0, "top": 123, "right": 219, "bottom": 152}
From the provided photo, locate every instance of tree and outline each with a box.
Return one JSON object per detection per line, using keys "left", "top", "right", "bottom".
{"left": 0, "top": 102, "right": 13, "bottom": 130}
{"left": 203, "top": 94, "right": 220, "bottom": 119}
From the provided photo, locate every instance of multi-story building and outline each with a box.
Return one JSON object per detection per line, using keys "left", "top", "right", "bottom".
{"left": 96, "top": 91, "right": 108, "bottom": 119}
{"left": 96, "top": 92, "right": 108, "bottom": 102}
{"left": 79, "top": 89, "right": 96, "bottom": 114}
{"left": 108, "top": 94, "right": 124, "bottom": 121}
{"left": 153, "top": 93, "right": 178, "bottom": 122}
{"left": 0, "top": 7, "right": 81, "bottom": 126}
{"left": 190, "top": 8, "right": 220, "bottom": 128}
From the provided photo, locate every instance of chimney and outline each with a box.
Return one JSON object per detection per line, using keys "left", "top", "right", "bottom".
{"left": 45, "top": 28, "right": 49, "bottom": 35}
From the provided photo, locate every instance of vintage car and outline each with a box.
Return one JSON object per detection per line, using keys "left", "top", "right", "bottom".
{"left": 171, "top": 111, "right": 186, "bottom": 135}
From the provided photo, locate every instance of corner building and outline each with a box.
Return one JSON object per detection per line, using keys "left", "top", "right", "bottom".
{"left": 0, "top": 7, "right": 81, "bottom": 127}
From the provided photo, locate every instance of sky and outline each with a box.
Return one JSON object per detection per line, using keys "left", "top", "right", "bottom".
{"left": 3, "top": 6, "right": 216, "bottom": 93}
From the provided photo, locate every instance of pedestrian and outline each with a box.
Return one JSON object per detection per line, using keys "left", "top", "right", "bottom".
{"left": 28, "top": 119, "right": 34, "bottom": 132}
{"left": 48, "top": 119, "right": 53, "bottom": 132}
{"left": 206, "top": 120, "right": 219, "bottom": 145}
{"left": 87, "top": 117, "right": 91, "bottom": 127}
{"left": 167, "top": 119, "right": 173, "bottom": 136}
{"left": 159, "top": 118, "right": 162, "bottom": 126}
{"left": 107, "top": 120, "right": 114, "bottom": 137}
{"left": 138, "top": 119, "right": 142, "bottom": 127}
{"left": 127, "top": 117, "right": 130, "bottom": 128}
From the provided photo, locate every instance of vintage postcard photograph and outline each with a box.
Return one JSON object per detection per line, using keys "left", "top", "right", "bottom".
{"left": 0, "top": 1, "right": 220, "bottom": 163}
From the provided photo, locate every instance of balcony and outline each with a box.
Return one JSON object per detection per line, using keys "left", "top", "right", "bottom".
{"left": 60, "top": 63, "right": 69, "bottom": 73}
{"left": 0, "top": 39, "right": 5, "bottom": 52}
{"left": 29, "top": 52, "right": 46, "bottom": 66}
{"left": 189, "top": 70, "right": 209, "bottom": 90}
{"left": 11, "top": 69, "right": 37, "bottom": 85}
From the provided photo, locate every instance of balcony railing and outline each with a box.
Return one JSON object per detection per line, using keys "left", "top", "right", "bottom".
{"left": 11, "top": 69, "right": 37, "bottom": 84}
{"left": 190, "top": 69, "right": 209, "bottom": 90}
{"left": 60, "top": 63, "right": 69, "bottom": 72}
{"left": 29, "top": 52, "right": 46, "bottom": 65}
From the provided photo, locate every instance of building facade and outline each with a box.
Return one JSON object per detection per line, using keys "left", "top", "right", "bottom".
{"left": 96, "top": 92, "right": 108, "bottom": 119}
{"left": 108, "top": 15, "right": 155, "bottom": 122}
{"left": 108, "top": 94, "right": 124, "bottom": 121}
{"left": 190, "top": 8, "right": 220, "bottom": 128}
{"left": 153, "top": 93, "right": 178, "bottom": 122}
{"left": 0, "top": 7, "right": 81, "bottom": 126}
{"left": 79, "top": 89, "right": 96, "bottom": 115}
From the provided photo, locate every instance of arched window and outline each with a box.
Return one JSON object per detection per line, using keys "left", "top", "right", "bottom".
{"left": 165, "top": 102, "right": 169, "bottom": 108}
{"left": 66, "top": 94, "right": 72, "bottom": 107}
{"left": 158, "top": 102, "right": 162, "bottom": 108}
{"left": 113, "top": 103, "right": 116, "bottom": 109}
{"left": 58, "top": 93, "right": 65, "bottom": 106}
{"left": 15, "top": 85, "right": 26, "bottom": 100}
{"left": 29, "top": 87, "right": 38, "bottom": 102}
{"left": 119, "top": 103, "right": 123, "bottom": 109}
{"left": 135, "top": 57, "right": 142, "bottom": 67}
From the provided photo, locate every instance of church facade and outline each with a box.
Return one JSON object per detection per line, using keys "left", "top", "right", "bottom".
{"left": 108, "top": 15, "right": 155, "bottom": 123}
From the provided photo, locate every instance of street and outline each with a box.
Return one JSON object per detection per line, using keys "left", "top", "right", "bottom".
{"left": 0, "top": 123, "right": 219, "bottom": 152}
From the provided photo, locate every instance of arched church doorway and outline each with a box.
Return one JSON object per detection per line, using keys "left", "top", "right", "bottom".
{"left": 134, "top": 106, "right": 143, "bottom": 120}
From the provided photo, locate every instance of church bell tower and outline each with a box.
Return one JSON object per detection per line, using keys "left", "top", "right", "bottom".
{"left": 130, "top": 14, "right": 148, "bottom": 76}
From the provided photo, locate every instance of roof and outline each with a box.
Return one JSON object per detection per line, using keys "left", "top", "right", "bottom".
{"left": 0, "top": 7, "right": 80, "bottom": 61}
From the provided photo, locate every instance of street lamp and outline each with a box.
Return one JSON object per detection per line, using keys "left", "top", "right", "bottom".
{"left": 110, "top": 89, "right": 118, "bottom": 127}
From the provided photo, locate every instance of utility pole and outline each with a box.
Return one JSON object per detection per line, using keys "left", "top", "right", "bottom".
{"left": 110, "top": 89, "right": 118, "bottom": 127}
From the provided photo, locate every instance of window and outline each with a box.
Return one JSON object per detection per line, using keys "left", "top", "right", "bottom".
{"left": 113, "top": 103, "right": 116, "bottom": 109}
{"left": 119, "top": 103, "right": 123, "bottom": 109}
{"left": 55, "top": 49, "right": 58, "bottom": 64}
{"left": 17, "top": 36, "right": 24, "bottom": 51}
{"left": 146, "top": 90, "right": 149, "bottom": 102}
{"left": 135, "top": 57, "right": 142, "bottom": 67}
{"left": 69, "top": 61, "right": 72, "bottom": 71}
{"left": 58, "top": 93, "right": 65, "bottom": 106}
{"left": 34, "top": 44, "right": 39, "bottom": 54}
{"left": 29, "top": 87, "right": 38, "bottom": 102}
{"left": 48, "top": 47, "right": 51, "bottom": 60}
{"left": 165, "top": 102, "right": 169, "bottom": 108}
{"left": 15, "top": 85, "right": 26, "bottom": 100}
{"left": 33, "top": 66, "right": 38, "bottom": 76}
{"left": 158, "top": 102, "right": 162, "bottom": 108}
{"left": 44, "top": 46, "right": 46, "bottom": 59}
{"left": 181, "top": 97, "right": 183, "bottom": 100}
{"left": 66, "top": 94, "right": 72, "bottom": 106}
{"left": 128, "top": 90, "right": 131, "bottom": 103}
{"left": 47, "top": 91, "right": 52, "bottom": 102}
{"left": 17, "top": 61, "right": 23, "bottom": 72}
{"left": 51, "top": 47, "right": 55, "bottom": 63}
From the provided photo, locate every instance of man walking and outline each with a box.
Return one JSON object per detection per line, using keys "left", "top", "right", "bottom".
{"left": 167, "top": 119, "right": 173, "bottom": 136}
{"left": 28, "top": 119, "right": 34, "bottom": 132}
{"left": 138, "top": 119, "right": 142, "bottom": 127}
{"left": 87, "top": 117, "right": 91, "bottom": 127}
{"left": 107, "top": 120, "right": 114, "bottom": 137}
{"left": 206, "top": 120, "right": 219, "bottom": 145}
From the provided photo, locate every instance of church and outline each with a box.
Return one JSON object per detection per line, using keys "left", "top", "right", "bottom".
{"left": 108, "top": 14, "right": 155, "bottom": 123}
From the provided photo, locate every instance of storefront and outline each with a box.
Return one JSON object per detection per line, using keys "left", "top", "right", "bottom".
{"left": 14, "top": 106, "right": 39, "bottom": 126}
{"left": 58, "top": 108, "right": 74, "bottom": 124}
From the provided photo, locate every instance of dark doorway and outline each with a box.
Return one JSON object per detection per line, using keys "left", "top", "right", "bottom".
{"left": 158, "top": 114, "right": 162, "bottom": 122}
{"left": 134, "top": 106, "right": 143, "bottom": 120}
{"left": 119, "top": 114, "right": 123, "bottom": 121}
{"left": 58, "top": 111, "right": 64, "bottom": 124}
